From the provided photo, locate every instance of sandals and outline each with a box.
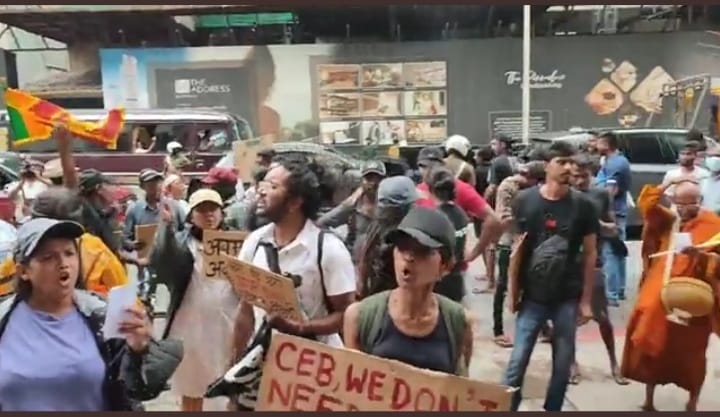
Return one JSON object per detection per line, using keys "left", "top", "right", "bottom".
{"left": 493, "top": 335, "right": 513, "bottom": 348}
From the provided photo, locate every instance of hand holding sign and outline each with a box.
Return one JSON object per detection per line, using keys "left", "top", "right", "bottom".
{"left": 135, "top": 224, "right": 159, "bottom": 259}
{"left": 221, "top": 254, "right": 303, "bottom": 321}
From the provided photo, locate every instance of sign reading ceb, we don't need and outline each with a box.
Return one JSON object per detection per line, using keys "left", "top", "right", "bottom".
{"left": 256, "top": 333, "right": 513, "bottom": 412}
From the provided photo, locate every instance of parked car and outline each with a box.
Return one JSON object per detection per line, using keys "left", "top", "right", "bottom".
{"left": 531, "top": 127, "right": 719, "bottom": 237}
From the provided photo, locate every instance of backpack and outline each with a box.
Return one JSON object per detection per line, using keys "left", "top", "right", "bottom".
{"left": 355, "top": 290, "right": 468, "bottom": 377}
{"left": 518, "top": 187, "right": 584, "bottom": 304}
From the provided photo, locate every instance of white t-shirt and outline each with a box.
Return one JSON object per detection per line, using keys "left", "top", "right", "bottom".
{"left": 6, "top": 180, "right": 49, "bottom": 200}
{"left": 662, "top": 166, "right": 710, "bottom": 196}
{"left": 238, "top": 220, "right": 356, "bottom": 348}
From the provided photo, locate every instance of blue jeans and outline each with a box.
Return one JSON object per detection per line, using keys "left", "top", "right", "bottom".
{"left": 602, "top": 216, "right": 627, "bottom": 302}
{"left": 502, "top": 299, "right": 578, "bottom": 411}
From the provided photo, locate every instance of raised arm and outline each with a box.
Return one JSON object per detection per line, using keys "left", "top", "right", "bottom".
{"left": 54, "top": 124, "right": 79, "bottom": 190}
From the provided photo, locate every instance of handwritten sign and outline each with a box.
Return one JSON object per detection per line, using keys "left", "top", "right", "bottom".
{"left": 220, "top": 254, "right": 303, "bottom": 321}
{"left": 256, "top": 333, "right": 512, "bottom": 411}
{"left": 135, "top": 224, "right": 158, "bottom": 259}
{"left": 202, "top": 229, "right": 248, "bottom": 279}
{"left": 233, "top": 134, "right": 276, "bottom": 183}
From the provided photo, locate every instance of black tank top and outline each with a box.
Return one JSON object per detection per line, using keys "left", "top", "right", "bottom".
{"left": 369, "top": 304, "right": 454, "bottom": 374}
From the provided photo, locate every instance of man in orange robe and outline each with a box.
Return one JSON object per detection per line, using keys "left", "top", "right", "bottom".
{"left": 622, "top": 177, "right": 720, "bottom": 411}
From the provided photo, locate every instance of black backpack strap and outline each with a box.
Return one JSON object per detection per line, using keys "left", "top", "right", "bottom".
{"left": 253, "top": 240, "right": 282, "bottom": 274}
{"left": 317, "top": 230, "right": 333, "bottom": 313}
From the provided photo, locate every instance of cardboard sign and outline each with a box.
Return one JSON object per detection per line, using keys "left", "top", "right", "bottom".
{"left": 256, "top": 333, "right": 513, "bottom": 411}
{"left": 233, "top": 134, "right": 276, "bottom": 183}
{"left": 220, "top": 254, "right": 303, "bottom": 321}
{"left": 135, "top": 224, "right": 158, "bottom": 259}
{"left": 202, "top": 229, "right": 248, "bottom": 279}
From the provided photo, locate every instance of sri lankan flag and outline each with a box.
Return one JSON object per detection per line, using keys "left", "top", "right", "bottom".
{"left": 4, "top": 88, "right": 125, "bottom": 150}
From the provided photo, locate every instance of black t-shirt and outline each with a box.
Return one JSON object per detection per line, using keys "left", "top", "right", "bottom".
{"left": 82, "top": 201, "right": 119, "bottom": 253}
{"left": 488, "top": 155, "right": 514, "bottom": 186}
{"left": 582, "top": 186, "right": 612, "bottom": 268}
{"left": 512, "top": 187, "right": 598, "bottom": 302}
{"left": 435, "top": 202, "right": 469, "bottom": 302}
{"left": 474, "top": 163, "right": 491, "bottom": 196}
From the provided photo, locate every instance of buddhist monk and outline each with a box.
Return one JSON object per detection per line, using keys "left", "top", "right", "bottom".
{"left": 621, "top": 177, "right": 720, "bottom": 411}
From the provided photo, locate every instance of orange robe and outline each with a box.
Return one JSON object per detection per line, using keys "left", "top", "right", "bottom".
{"left": 621, "top": 184, "right": 720, "bottom": 392}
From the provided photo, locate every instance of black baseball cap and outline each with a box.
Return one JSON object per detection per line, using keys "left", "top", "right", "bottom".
{"left": 361, "top": 160, "right": 387, "bottom": 177}
{"left": 417, "top": 146, "right": 445, "bottom": 165}
{"left": 386, "top": 207, "right": 455, "bottom": 255}
{"left": 78, "top": 169, "right": 114, "bottom": 193}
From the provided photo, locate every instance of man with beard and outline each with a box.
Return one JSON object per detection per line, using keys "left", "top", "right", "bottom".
{"left": 503, "top": 141, "right": 597, "bottom": 411}
{"left": 662, "top": 141, "right": 709, "bottom": 196}
{"left": 318, "top": 160, "right": 386, "bottom": 260}
{"left": 622, "top": 178, "right": 720, "bottom": 411}
{"left": 595, "top": 132, "right": 633, "bottom": 305}
{"left": 569, "top": 155, "right": 628, "bottom": 386}
{"left": 232, "top": 158, "right": 356, "bottom": 360}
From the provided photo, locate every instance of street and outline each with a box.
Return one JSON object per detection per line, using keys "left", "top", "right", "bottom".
{"left": 142, "top": 238, "right": 720, "bottom": 412}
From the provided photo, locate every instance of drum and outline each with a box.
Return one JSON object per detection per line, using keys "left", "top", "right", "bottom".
{"left": 661, "top": 277, "right": 715, "bottom": 318}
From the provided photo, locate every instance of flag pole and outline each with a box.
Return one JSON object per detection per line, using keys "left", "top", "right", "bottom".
{"left": 522, "top": 5, "right": 531, "bottom": 144}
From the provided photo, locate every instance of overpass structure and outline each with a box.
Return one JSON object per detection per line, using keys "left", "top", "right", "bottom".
{"left": 0, "top": 5, "right": 710, "bottom": 103}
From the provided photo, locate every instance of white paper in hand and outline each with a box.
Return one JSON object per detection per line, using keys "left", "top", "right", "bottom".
{"left": 674, "top": 232, "right": 692, "bottom": 253}
{"left": 102, "top": 283, "right": 137, "bottom": 340}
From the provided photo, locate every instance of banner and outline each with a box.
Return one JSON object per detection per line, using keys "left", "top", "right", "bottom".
{"left": 256, "top": 333, "right": 513, "bottom": 411}
{"left": 5, "top": 88, "right": 125, "bottom": 149}
{"left": 221, "top": 254, "right": 302, "bottom": 321}
{"left": 202, "top": 229, "right": 247, "bottom": 279}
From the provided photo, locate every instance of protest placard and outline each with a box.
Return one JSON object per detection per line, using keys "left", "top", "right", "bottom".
{"left": 220, "top": 254, "right": 303, "bottom": 321}
{"left": 256, "top": 333, "right": 513, "bottom": 412}
{"left": 233, "top": 134, "right": 276, "bottom": 183}
{"left": 202, "top": 229, "right": 248, "bottom": 279}
{"left": 135, "top": 224, "right": 158, "bottom": 259}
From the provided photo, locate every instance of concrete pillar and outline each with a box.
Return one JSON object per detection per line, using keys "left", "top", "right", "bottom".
{"left": 67, "top": 41, "right": 99, "bottom": 72}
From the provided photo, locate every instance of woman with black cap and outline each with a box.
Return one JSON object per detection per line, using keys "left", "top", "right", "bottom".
{"left": 0, "top": 218, "right": 181, "bottom": 411}
{"left": 344, "top": 206, "right": 473, "bottom": 376}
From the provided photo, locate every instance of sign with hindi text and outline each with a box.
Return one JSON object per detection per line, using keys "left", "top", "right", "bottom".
{"left": 220, "top": 254, "right": 302, "bottom": 321}
{"left": 256, "top": 333, "right": 512, "bottom": 411}
{"left": 202, "top": 229, "right": 248, "bottom": 279}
